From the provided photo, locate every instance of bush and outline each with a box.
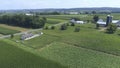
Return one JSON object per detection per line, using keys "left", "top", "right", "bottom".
{"left": 66, "top": 23, "right": 70, "bottom": 26}
{"left": 71, "top": 23, "right": 75, "bottom": 26}
{"left": 51, "top": 26, "right": 55, "bottom": 30}
{"left": 60, "top": 24, "right": 67, "bottom": 30}
{"left": 11, "top": 34, "right": 14, "bottom": 39}
{"left": 106, "top": 23, "right": 117, "bottom": 34}
{"left": 74, "top": 27, "right": 80, "bottom": 32}
{"left": 96, "top": 24, "right": 99, "bottom": 29}
{"left": 45, "top": 26, "right": 48, "bottom": 30}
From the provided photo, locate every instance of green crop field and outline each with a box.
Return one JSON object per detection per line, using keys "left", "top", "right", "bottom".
{"left": 0, "top": 27, "right": 20, "bottom": 35}
{"left": 0, "top": 40, "right": 66, "bottom": 68}
{"left": 11, "top": 22, "right": 120, "bottom": 68}
{"left": 39, "top": 42, "right": 120, "bottom": 68}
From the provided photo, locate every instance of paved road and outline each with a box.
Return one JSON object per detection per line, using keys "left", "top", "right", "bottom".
{"left": 0, "top": 22, "right": 67, "bottom": 39}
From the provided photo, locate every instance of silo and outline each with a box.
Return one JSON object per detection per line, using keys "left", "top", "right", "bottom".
{"left": 106, "top": 15, "right": 113, "bottom": 26}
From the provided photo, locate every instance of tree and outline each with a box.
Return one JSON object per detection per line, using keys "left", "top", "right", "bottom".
{"left": 106, "top": 23, "right": 117, "bottom": 34}
{"left": 93, "top": 15, "right": 99, "bottom": 23}
{"left": 85, "top": 12, "right": 89, "bottom": 14}
{"left": 0, "top": 15, "right": 46, "bottom": 29}
{"left": 92, "top": 11, "right": 97, "bottom": 14}
{"left": 51, "top": 26, "right": 55, "bottom": 30}
{"left": 60, "top": 24, "right": 67, "bottom": 30}
{"left": 45, "top": 26, "right": 48, "bottom": 30}
{"left": 66, "top": 23, "right": 69, "bottom": 26}
{"left": 74, "top": 27, "right": 80, "bottom": 32}
{"left": 11, "top": 34, "right": 14, "bottom": 39}
{"left": 71, "top": 23, "right": 75, "bottom": 26}
{"left": 87, "top": 20, "right": 90, "bottom": 23}
{"left": 96, "top": 24, "right": 99, "bottom": 29}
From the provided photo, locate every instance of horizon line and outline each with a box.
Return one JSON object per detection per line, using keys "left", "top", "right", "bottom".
{"left": 1, "top": 7, "right": 120, "bottom": 10}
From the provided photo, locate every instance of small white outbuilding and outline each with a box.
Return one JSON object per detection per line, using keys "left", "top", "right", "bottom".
{"left": 76, "top": 21, "right": 84, "bottom": 24}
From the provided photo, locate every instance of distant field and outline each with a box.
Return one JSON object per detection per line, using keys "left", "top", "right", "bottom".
{"left": 0, "top": 24, "right": 29, "bottom": 32}
{"left": 41, "top": 13, "right": 120, "bottom": 21}
{"left": 45, "top": 18, "right": 67, "bottom": 26}
{"left": 41, "top": 15, "right": 92, "bottom": 21}
{"left": 0, "top": 40, "right": 66, "bottom": 68}
{"left": 0, "top": 27, "right": 20, "bottom": 35}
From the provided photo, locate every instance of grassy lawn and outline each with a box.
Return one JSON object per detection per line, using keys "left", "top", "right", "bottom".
{"left": 0, "top": 40, "right": 67, "bottom": 68}
{"left": 0, "top": 27, "right": 20, "bottom": 35}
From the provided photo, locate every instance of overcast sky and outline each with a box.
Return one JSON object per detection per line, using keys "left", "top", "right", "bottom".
{"left": 0, "top": 0, "right": 120, "bottom": 10}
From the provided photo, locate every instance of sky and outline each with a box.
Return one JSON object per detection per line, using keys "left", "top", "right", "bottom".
{"left": 0, "top": 0, "right": 120, "bottom": 10}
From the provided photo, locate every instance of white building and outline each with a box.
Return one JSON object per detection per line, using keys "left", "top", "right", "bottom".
{"left": 76, "top": 21, "right": 84, "bottom": 24}
{"left": 112, "top": 20, "right": 120, "bottom": 26}
{"left": 70, "top": 19, "right": 85, "bottom": 24}
{"left": 25, "top": 13, "right": 33, "bottom": 16}
{"left": 97, "top": 19, "right": 106, "bottom": 26}
{"left": 97, "top": 19, "right": 120, "bottom": 27}
{"left": 69, "top": 12, "right": 79, "bottom": 15}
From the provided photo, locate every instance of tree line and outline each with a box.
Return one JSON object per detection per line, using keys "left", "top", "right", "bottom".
{"left": 0, "top": 14, "right": 46, "bottom": 29}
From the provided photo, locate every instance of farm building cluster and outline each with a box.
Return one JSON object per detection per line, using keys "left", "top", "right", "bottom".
{"left": 97, "top": 15, "right": 120, "bottom": 27}
{"left": 21, "top": 32, "right": 43, "bottom": 40}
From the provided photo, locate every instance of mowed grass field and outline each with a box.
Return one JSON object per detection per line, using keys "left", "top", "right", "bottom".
{"left": 0, "top": 27, "right": 20, "bottom": 35}
{"left": 0, "top": 40, "right": 67, "bottom": 68}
